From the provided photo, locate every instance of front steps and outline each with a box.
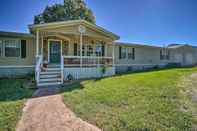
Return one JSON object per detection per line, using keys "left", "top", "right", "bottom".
{"left": 37, "top": 66, "right": 62, "bottom": 87}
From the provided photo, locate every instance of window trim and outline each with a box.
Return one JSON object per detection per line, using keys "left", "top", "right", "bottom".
{"left": 4, "top": 39, "right": 21, "bottom": 58}
{"left": 121, "top": 47, "right": 127, "bottom": 59}
{"left": 86, "top": 44, "right": 93, "bottom": 56}
{"left": 160, "top": 49, "right": 170, "bottom": 60}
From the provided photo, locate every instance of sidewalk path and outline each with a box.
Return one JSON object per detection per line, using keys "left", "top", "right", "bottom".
{"left": 16, "top": 87, "right": 101, "bottom": 131}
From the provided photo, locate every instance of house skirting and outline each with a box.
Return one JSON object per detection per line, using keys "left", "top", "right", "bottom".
{"left": 0, "top": 66, "right": 34, "bottom": 77}
{"left": 115, "top": 64, "right": 167, "bottom": 73}
{"left": 64, "top": 67, "right": 115, "bottom": 80}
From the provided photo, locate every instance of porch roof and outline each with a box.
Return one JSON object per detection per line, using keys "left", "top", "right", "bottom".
{"left": 28, "top": 20, "right": 120, "bottom": 40}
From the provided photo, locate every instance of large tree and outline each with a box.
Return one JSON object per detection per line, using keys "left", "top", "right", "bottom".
{"left": 34, "top": 0, "right": 95, "bottom": 24}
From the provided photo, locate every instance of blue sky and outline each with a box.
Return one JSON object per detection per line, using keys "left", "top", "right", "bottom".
{"left": 0, "top": 0, "right": 197, "bottom": 46}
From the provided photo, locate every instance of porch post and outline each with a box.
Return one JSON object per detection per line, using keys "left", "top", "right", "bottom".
{"left": 112, "top": 42, "right": 115, "bottom": 67}
{"left": 41, "top": 35, "right": 43, "bottom": 56}
{"left": 80, "top": 33, "right": 83, "bottom": 68}
{"left": 36, "top": 30, "right": 39, "bottom": 57}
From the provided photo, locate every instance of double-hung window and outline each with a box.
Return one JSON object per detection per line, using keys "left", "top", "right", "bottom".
{"left": 5, "top": 39, "right": 21, "bottom": 57}
{"left": 96, "top": 43, "right": 102, "bottom": 56}
{"left": 87, "top": 45, "right": 93, "bottom": 56}
{"left": 128, "top": 48, "right": 135, "bottom": 60}
{"left": 160, "top": 49, "right": 170, "bottom": 60}
{"left": 121, "top": 47, "right": 127, "bottom": 59}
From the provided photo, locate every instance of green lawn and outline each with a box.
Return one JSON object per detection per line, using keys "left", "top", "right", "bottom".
{"left": 0, "top": 79, "right": 33, "bottom": 131}
{"left": 62, "top": 67, "right": 197, "bottom": 131}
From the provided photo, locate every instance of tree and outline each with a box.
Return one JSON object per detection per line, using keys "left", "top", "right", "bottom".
{"left": 34, "top": 0, "right": 95, "bottom": 24}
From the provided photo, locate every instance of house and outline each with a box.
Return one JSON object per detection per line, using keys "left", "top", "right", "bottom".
{"left": 115, "top": 42, "right": 169, "bottom": 73}
{"left": 115, "top": 43, "right": 197, "bottom": 73}
{"left": 0, "top": 20, "right": 196, "bottom": 86}
{"left": 0, "top": 20, "right": 119, "bottom": 86}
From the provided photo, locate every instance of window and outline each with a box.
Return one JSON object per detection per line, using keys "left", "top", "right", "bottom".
{"left": 82, "top": 45, "right": 85, "bottom": 56}
{"left": 74, "top": 43, "right": 78, "bottom": 56}
{"left": 87, "top": 45, "right": 93, "bottom": 56}
{"left": 96, "top": 43, "right": 102, "bottom": 56}
{"left": 166, "top": 50, "right": 170, "bottom": 60}
{"left": 5, "top": 39, "right": 20, "bottom": 57}
{"left": 121, "top": 47, "right": 127, "bottom": 59}
{"left": 160, "top": 49, "right": 170, "bottom": 60}
{"left": 128, "top": 48, "right": 135, "bottom": 60}
{"left": 0, "top": 40, "right": 3, "bottom": 56}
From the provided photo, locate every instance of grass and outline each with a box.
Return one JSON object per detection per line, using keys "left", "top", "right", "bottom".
{"left": 62, "top": 67, "right": 197, "bottom": 131}
{"left": 0, "top": 79, "right": 34, "bottom": 131}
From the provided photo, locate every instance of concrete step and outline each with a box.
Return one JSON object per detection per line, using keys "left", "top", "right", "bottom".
{"left": 40, "top": 78, "right": 61, "bottom": 82}
{"left": 47, "top": 65, "right": 61, "bottom": 68}
{"left": 40, "top": 74, "right": 60, "bottom": 78}
{"left": 37, "top": 82, "right": 62, "bottom": 87}
{"left": 45, "top": 68, "right": 61, "bottom": 71}
{"left": 40, "top": 71, "right": 61, "bottom": 75}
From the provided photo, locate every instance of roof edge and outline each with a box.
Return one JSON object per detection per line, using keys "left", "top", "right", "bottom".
{"left": 29, "top": 20, "right": 119, "bottom": 40}
{"left": 115, "top": 42, "right": 162, "bottom": 48}
{"left": 0, "top": 31, "right": 34, "bottom": 38}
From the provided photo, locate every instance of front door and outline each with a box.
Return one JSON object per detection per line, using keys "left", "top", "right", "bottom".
{"left": 49, "top": 40, "right": 61, "bottom": 64}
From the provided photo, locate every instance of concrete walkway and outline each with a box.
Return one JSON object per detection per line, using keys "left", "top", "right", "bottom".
{"left": 16, "top": 87, "right": 101, "bottom": 131}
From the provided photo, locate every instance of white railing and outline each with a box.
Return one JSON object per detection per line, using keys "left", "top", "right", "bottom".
{"left": 61, "top": 56, "right": 64, "bottom": 83}
{"left": 35, "top": 55, "right": 43, "bottom": 85}
{"left": 62, "top": 55, "right": 113, "bottom": 67}
{"left": 63, "top": 55, "right": 113, "bottom": 59}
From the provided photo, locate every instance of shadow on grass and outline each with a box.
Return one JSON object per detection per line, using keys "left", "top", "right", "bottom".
{"left": 60, "top": 81, "right": 85, "bottom": 93}
{"left": 0, "top": 77, "right": 35, "bottom": 102}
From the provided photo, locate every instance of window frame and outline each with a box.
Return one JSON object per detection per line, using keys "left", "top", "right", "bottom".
{"left": 86, "top": 44, "right": 93, "bottom": 56}
{"left": 128, "top": 47, "right": 135, "bottom": 60}
{"left": 121, "top": 47, "right": 127, "bottom": 59}
{"left": 95, "top": 43, "right": 102, "bottom": 57}
{"left": 4, "top": 38, "right": 21, "bottom": 58}
{"left": 160, "top": 49, "right": 170, "bottom": 60}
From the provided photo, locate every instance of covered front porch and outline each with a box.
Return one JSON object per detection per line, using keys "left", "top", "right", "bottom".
{"left": 29, "top": 20, "right": 119, "bottom": 85}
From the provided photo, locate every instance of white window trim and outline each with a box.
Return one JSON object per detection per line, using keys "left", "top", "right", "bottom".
{"left": 1, "top": 38, "right": 21, "bottom": 58}
{"left": 121, "top": 47, "right": 127, "bottom": 59}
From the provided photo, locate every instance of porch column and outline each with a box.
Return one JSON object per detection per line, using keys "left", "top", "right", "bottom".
{"left": 36, "top": 30, "right": 39, "bottom": 57}
{"left": 80, "top": 33, "right": 83, "bottom": 67}
{"left": 41, "top": 35, "right": 43, "bottom": 56}
{"left": 112, "top": 42, "right": 115, "bottom": 67}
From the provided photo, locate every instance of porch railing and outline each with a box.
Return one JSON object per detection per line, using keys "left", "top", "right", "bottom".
{"left": 35, "top": 55, "right": 43, "bottom": 84}
{"left": 63, "top": 56, "right": 113, "bottom": 67}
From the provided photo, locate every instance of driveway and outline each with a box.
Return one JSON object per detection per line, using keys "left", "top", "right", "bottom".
{"left": 16, "top": 87, "right": 101, "bottom": 131}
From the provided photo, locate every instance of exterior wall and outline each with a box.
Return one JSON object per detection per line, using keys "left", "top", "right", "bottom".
{"left": 114, "top": 44, "right": 169, "bottom": 73}
{"left": 0, "top": 37, "right": 36, "bottom": 66}
{"left": 169, "top": 46, "right": 197, "bottom": 66}
{"left": 64, "top": 67, "right": 115, "bottom": 80}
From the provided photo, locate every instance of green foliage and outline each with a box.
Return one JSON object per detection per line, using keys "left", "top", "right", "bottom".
{"left": 63, "top": 67, "right": 197, "bottom": 131}
{"left": 0, "top": 79, "right": 33, "bottom": 131}
{"left": 100, "top": 65, "right": 107, "bottom": 75}
{"left": 34, "top": 0, "right": 95, "bottom": 24}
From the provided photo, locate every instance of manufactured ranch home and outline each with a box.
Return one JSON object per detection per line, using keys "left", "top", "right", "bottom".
{"left": 0, "top": 20, "right": 196, "bottom": 86}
